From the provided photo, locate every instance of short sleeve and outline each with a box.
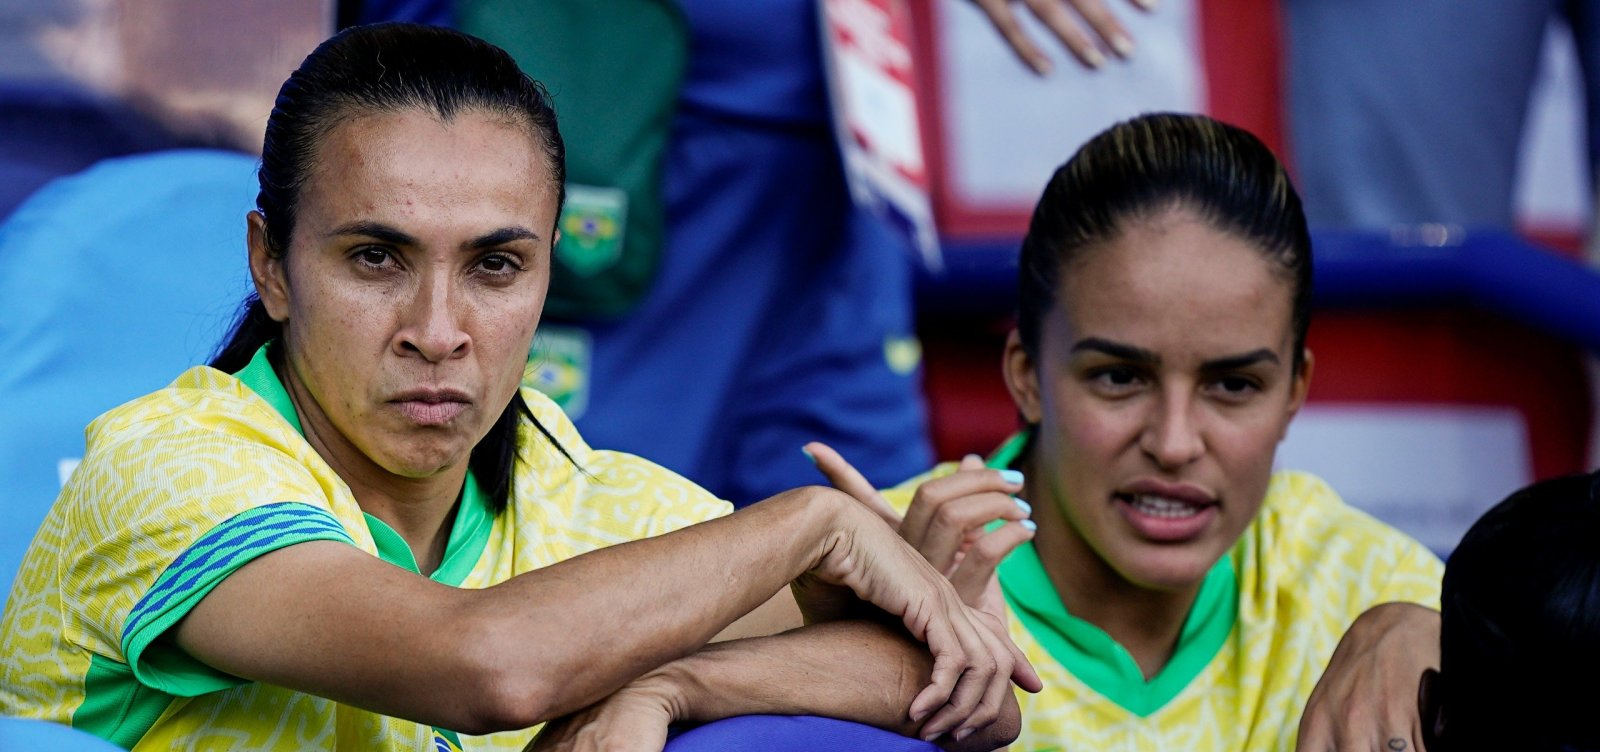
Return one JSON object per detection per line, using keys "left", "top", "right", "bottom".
{"left": 60, "top": 406, "right": 355, "bottom": 697}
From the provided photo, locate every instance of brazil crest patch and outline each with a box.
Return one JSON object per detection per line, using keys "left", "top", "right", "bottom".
{"left": 556, "top": 184, "right": 628, "bottom": 277}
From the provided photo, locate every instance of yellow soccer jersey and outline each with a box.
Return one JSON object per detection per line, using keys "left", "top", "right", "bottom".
{"left": 0, "top": 344, "right": 732, "bottom": 751}
{"left": 884, "top": 434, "right": 1443, "bottom": 751}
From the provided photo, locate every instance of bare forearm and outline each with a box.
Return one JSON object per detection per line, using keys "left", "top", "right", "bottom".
{"left": 653, "top": 621, "right": 1020, "bottom": 751}
{"left": 466, "top": 488, "right": 855, "bottom": 721}
{"left": 178, "top": 487, "right": 858, "bottom": 734}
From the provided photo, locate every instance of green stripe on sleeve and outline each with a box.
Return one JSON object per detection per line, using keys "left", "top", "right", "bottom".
{"left": 121, "top": 502, "right": 356, "bottom": 697}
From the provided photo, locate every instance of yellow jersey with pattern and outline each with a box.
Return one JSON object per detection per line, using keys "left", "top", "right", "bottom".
{"left": 0, "top": 344, "right": 732, "bottom": 751}
{"left": 883, "top": 435, "right": 1443, "bottom": 751}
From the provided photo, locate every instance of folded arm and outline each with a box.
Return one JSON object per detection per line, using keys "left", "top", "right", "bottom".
{"left": 534, "top": 619, "right": 1022, "bottom": 751}
{"left": 173, "top": 487, "right": 1028, "bottom": 735}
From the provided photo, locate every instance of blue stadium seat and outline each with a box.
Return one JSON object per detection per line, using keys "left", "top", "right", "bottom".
{"left": 0, "top": 717, "right": 123, "bottom": 751}
{"left": 665, "top": 715, "right": 941, "bottom": 752}
{"left": 0, "top": 149, "right": 257, "bottom": 595}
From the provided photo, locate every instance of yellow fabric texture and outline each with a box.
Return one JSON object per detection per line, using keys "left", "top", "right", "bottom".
{"left": 0, "top": 364, "right": 732, "bottom": 750}
{"left": 883, "top": 466, "right": 1443, "bottom": 751}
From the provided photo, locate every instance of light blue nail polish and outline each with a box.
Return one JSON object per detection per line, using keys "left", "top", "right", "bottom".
{"left": 999, "top": 469, "right": 1024, "bottom": 485}
{"left": 801, "top": 447, "right": 816, "bottom": 465}
{"left": 1022, "top": 519, "right": 1038, "bottom": 532}
{"left": 1014, "top": 497, "right": 1032, "bottom": 515}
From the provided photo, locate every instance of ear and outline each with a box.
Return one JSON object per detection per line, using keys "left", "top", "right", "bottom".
{"left": 1418, "top": 668, "right": 1446, "bottom": 748}
{"left": 1002, "top": 330, "right": 1044, "bottom": 425}
{"left": 248, "top": 211, "right": 290, "bottom": 323}
{"left": 1280, "top": 347, "right": 1314, "bottom": 437}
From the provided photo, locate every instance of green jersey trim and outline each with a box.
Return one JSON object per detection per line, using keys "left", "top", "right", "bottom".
{"left": 237, "top": 343, "right": 495, "bottom": 585}
{"left": 73, "top": 653, "right": 176, "bottom": 748}
{"left": 121, "top": 502, "right": 358, "bottom": 697}
{"left": 987, "top": 432, "right": 1241, "bottom": 716}
{"left": 362, "top": 470, "right": 491, "bottom": 585}
{"left": 234, "top": 342, "right": 303, "bottom": 435}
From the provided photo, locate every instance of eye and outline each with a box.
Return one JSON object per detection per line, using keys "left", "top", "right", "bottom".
{"left": 1087, "top": 366, "right": 1145, "bottom": 394}
{"left": 475, "top": 253, "right": 522, "bottom": 275}
{"left": 353, "top": 246, "right": 394, "bottom": 268}
{"left": 1209, "top": 375, "right": 1262, "bottom": 401}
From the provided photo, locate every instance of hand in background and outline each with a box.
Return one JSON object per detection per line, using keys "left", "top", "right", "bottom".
{"left": 970, "top": 0, "right": 1157, "bottom": 73}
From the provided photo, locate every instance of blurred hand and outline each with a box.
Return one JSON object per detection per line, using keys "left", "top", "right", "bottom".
{"left": 1296, "top": 602, "right": 1441, "bottom": 752}
{"left": 970, "top": 0, "right": 1156, "bottom": 74}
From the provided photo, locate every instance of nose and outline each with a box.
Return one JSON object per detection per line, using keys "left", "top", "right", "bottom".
{"left": 1139, "top": 387, "right": 1205, "bottom": 470}
{"left": 395, "top": 268, "right": 470, "bottom": 362}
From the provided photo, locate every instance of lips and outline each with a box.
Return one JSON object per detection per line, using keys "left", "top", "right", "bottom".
{"left": 389, "top": 388, "right": 471, "bottom": 427}
{"left": 1112, "top": 481, "right": 1218, "bottom": 543}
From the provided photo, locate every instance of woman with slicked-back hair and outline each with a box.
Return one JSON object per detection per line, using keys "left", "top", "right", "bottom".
{"left": 810, "top": 113, "right": 1444, "bottom": 750}
{"left": 0, "top": 23, "right": 1039, "bottom": 751}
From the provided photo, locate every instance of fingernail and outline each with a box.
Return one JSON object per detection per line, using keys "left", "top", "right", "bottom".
{"left": 923, "top": 730, "right": 944, "bottom": 742}
{"left": 999, "top": 469, "right": 1024, "bottom": 485}
{"left": 1135, "top": 0, "right": 1157, "bottom": 9}
{"left": 801, "top": 446, "right": 816, "bottom": 465}
{"left": 1084, "top": 48, "right": 1104, "bottom": 69}
{"left": 1033, "top": 56, "right": 1053, "bottom": 75}
{"left": 1014, "top": 497, "right": 1032, "bottom": 515}
{"left": 910, "top": 705, "right": 929, "bottom": 723}
{"left": 1111, "top": 34, "right": 1135, "bottom": 58}
{"left": 1022, "top": 519, "right": 1038, "bottom": 532}
{"left": 954, "top": 728, "right": 973, "bottom": 742}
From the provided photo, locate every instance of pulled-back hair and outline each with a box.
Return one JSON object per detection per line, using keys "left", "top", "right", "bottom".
{"left": 1016, "top": 113, "right": 1312, "bottom": 373}
{"left": 1433, "top": 471, "right": 1600, "bottom": 751}
{"left": 211, "top": 22, "right": 571, "bottom": 510}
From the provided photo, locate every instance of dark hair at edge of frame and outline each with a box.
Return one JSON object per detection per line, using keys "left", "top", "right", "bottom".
{"left": 1431, "top": 470, "right": 1600, "bottom": 752}
{"left": 210, "top": 22, "right": 577, "bottom": 511}
{"left": 1015, "top": 112, "right": 1313, "bottom": 374}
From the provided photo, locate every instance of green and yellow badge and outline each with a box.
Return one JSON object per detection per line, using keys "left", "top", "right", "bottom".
{"left": 556, "top": 184, "right": 628, "bottom": 277}
{"left": 524, "top": 325, "right": 592, "bottom": 419}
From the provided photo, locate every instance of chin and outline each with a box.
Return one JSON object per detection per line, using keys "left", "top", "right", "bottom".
{"left": 378, "top": 441, "right": 474, "bottom": 479}
{"left": 1116, "top": 545, "right": 1225, "bottom": 592}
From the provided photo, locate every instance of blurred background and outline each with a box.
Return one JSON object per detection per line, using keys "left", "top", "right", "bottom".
{"left": 3, "top": 0, "right": 1598, "bottom": 595}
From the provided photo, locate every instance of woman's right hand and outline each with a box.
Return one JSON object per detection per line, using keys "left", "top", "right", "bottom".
{"left": 799, "top": 486, "right": 1041, "bottom": 741}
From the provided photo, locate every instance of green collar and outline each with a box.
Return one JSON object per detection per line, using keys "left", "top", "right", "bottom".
{"left": 988, "top": 431, "right": 1239, "bottom": 716}
{"left": 233, "top": 344, "right": 493, "bottom": 586}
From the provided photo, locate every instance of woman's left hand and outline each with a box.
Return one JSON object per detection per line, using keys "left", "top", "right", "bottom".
{"left": 804, "top": 442, "right": 1033, "bottom": 613}
{"left": 525, "top": 675, "right": 678, "bottom": 752}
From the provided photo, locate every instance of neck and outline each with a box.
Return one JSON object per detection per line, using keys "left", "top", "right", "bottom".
{"left": 280, "top": 362, "right": 464, "bottom": 575}
{"left": 1022, "top": 456, "right": 1202, "bottom": 681}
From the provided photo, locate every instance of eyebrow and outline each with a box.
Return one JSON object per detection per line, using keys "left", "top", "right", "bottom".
{"left": 1069, "top": 337, "right": 1280, "bottom": 370}
{"left": 328, "top": 221, "right": 414, "bottom": 246}
{"left": 326, "top": 221, "right": 542, "bottom": 250}
{"left": 468, "top": 226, "right": 542, "bottom": 249}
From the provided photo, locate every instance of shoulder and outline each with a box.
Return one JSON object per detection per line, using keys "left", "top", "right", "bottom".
{"left": 69, "top": 365, "right": 344, "bottom": 537}
{"left": 511, "top": 387, "right": 731, "bottom": 540}
{"left": 1241, "top": 469, "right": 1443, "bottom": 610}
{"left": 88, "top": 365, "right": 301, "bottom": 451}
